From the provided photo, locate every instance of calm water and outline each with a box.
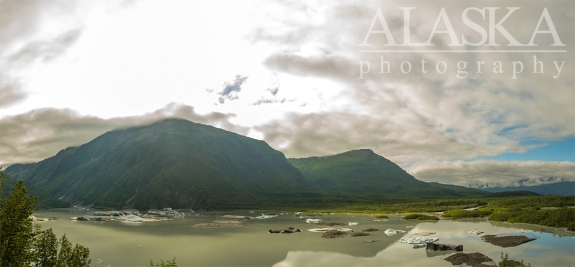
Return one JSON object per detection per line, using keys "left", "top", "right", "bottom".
{"left": 33, "top": 210, "right": 575, "bottom": 267}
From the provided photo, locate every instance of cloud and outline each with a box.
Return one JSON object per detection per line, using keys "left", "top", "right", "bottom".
{"left": 218, "top": 75, "right": 249, "bottom": 103}
{"left": 255, "top": 111, "right": 523, "bottom": 165}
{"left": 0, "top": 0, "right": 84, "bottom": 109}
{"left": 249, "top": 0, "right": 575, "bottom": 167}
{"left": 7, "top": 29, "right": 82, "bottom": 66}
{"left": 267, "top": 86, "right": 279, "bottom": 96}
{"left": 0, "top": 103, "right": 247, "bottom": 166}
{"left": 411, "top": 160, "right": 575, "bottom": 188}
{"left": 0, "top": 78, "right": 26, "bottom": 108}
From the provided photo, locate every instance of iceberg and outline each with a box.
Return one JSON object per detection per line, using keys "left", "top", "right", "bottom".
{"left": 384, "top": 229, "right": 397, "bottom": 236}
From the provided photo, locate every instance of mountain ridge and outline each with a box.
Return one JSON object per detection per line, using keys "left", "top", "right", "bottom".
{"left": 12, "top": 118, "right": 318, "bottom": 209}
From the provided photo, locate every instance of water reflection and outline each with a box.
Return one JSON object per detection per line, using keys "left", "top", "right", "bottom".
{"left": 34, "top": 211, "right": 574, "bottom": 267}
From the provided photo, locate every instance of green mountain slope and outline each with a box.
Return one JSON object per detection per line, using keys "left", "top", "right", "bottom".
{"left": 4, "top": 163, "right": 36, "bottom": 179}
{"left": 0, "top": 171, "right": 68, "bottom": 208}
{"left": 288, "top": 149, "right": 488, "bottom": 197}
{"left": 288, "top": 149, "right": 429, "bottom": 194}
{"left": 17, "top": 119, "right": 316, "bottom": 210}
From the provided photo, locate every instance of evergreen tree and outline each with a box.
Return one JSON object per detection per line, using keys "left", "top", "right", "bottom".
{"left": 0, "top": 170, "right": 38, "bottom": 266}
{"left": 0, "top": 168, "right": 91, "bottom": 266}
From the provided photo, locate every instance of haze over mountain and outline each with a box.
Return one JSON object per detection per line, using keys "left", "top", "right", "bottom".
{"left": 7, "top": 119, "right": 317, "bottom": 210}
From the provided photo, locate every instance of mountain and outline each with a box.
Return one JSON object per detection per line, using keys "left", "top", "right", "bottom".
{"left": 14, "top": 119, "right": 317, "bottom": 210}
{"left": 288, "top": 149, "right": 488, "bottom": 197}
{"left": 426, "top": 182, "right": 489, "bottom": 197}
{"left": 482, "top": 182, "right": 575, "bottom": 196}
{"left": 0, "top": 171, "right": 68, "bottom": 208}
{"left": 5, "top": 163, "right": 36, "bottom": 179}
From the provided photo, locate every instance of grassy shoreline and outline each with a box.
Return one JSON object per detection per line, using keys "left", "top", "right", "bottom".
{"left": 269, "top": 195, "right": 575, "bottom": 231}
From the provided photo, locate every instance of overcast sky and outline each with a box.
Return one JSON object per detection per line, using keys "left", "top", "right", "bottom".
{"left": 0, "top": 0, "right": 573, "bottom": 188}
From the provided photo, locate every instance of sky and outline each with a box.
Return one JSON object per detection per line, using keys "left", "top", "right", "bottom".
{"left": 0, "top": 0, "right": 573, "bottom": 189}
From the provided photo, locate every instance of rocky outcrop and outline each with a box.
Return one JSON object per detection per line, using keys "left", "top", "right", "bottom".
{"left": 269, "top": 227, "right": 301, "bottom": 234}
{"left": 321, "top": 230, "right": 347, "bottom": 238}
{"left": 351, "top": 232, "right": 370, "bottom": 237}
{"left": 426, "top": 243, "right": 463, "bottom": 251}
{"left": 481, "top": 234, "right": 536, "bottom": 247}
{"left": 444, "top": 252, "right": 495, "bottom": 267}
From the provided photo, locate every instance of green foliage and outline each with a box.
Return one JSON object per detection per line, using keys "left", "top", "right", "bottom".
{"left": 0, "top": 178, "right": 38, "bottom": 266}
{"left": 435, "top": 196, "right": 575, "bottom": 229}
{"left": 487, "top": 191, "right": 540, "bottom": 198}
{"left": 488, "top": 207, "right": 575, "bottom": 229}
{"left": 150, "top": 257, "right": 177, "bottom": 267}
{"left": 33, "top": 226, "right": 58, "bottom": 267}
{"left": 0, "top": 170, "right": 90, "bottom": 266}
{"left": 403, "top": 214, "right": 439, "bottom": 220}
{"left": 487, "top": 196, "right": 575, "bottom": 209}
{"left": 499, "top": 253, "right": 531, "bottom": 267}
{"left": 442, "top": 208, "right": 493, "bottom": 219}
{"left": 374, "top": 215, "right": 388, "bottom": 219}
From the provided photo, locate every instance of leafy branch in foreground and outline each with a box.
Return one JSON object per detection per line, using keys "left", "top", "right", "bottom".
{"left": 499, "top": 252, "right": 531, "bottom": 267}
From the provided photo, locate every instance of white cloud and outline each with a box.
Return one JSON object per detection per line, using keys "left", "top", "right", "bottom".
{"left": 0, "top": 103, "right": 246, "bottom": 166}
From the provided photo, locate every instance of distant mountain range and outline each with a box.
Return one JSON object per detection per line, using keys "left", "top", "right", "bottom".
{"left": 4, "top": 118, "right": 558, "bottom": 210}
{"left": 481, "top": 182, "right": 575, "bottom": 196}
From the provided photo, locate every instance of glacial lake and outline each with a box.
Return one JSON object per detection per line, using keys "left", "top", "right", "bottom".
{"left": 33, "top": 210, "right": 575, "bottom": 267}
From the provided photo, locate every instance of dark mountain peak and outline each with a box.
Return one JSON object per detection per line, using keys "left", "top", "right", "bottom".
{"left": 339, "top": 148, "right": 375, "bottom": 157}
{"left": 16, "top": 118, "right": 313, "bottom": 210}
{"left": 312, "top": 148, "right": 378, "bottom": 163}
{"left": 150, "top": 117, "right": 201, "bottom": 128}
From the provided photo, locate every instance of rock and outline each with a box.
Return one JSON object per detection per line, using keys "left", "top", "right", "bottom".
{"left": 426, "top": 242, "right": 463, "bottom": 252}
{"left": 481, "top": 234, "right": 537, "bottom": 248}
{"left": 444, "top": 252, "right": 495, "bottom": 267}
{"left": 321, "top": 230, "right": 348, "bottom": 238}
{"left": 269, "top": 227, "right": 302, "bottom": 234}
{"left": 363, "top": 228, "right": 379, "bottom": 232}
{"left": 351, "top": 232, "right": 370, "bottom": 237}
{"left": 317, "top": 222, "right": 347, "bottom": 226}
{"left": 191, "top": 222, "right": 241, "bottom": 228}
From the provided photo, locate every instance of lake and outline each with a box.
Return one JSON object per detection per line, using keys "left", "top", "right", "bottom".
{"left": 33, "top": 210, "right": 575, "bottom": 267}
